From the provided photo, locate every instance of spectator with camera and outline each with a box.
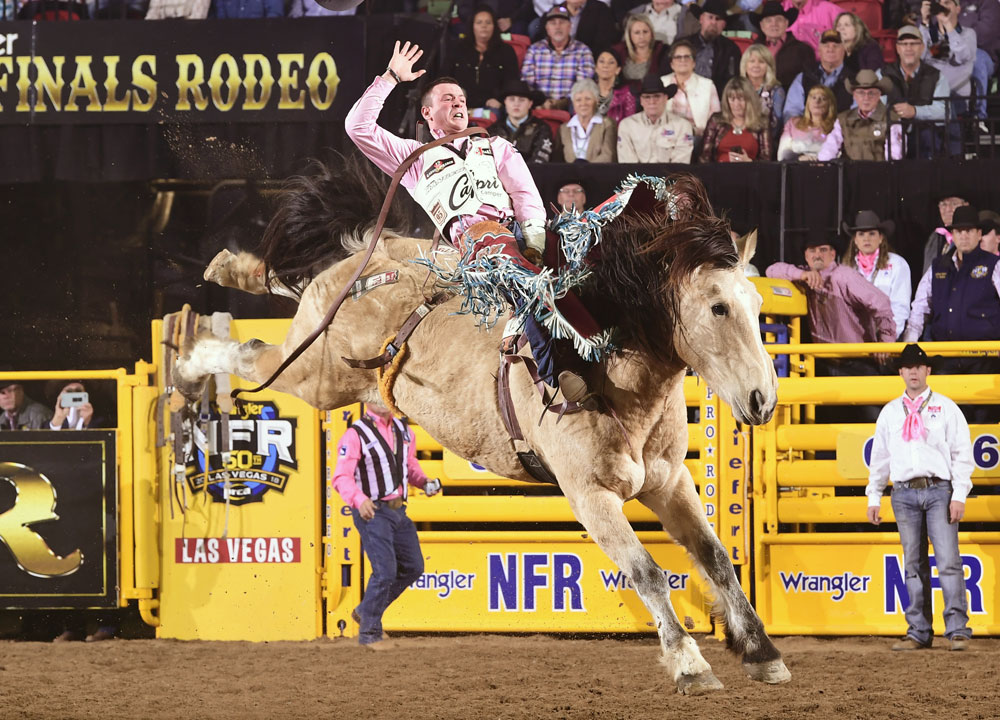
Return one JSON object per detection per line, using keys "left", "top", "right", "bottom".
{"left": 0, "top": 379, "right": 52, "bottom": 431}
{"left": 816, "top": 69, "right": 903, "bottom": 160}
{"left": 48, "top": 381, "right": 101, "bottom": 430}
{"left": 882, "top": 25, "right": 950, "bottom": 158}
{"left": 920, "top": 0, "right": 977, "bottom": 124}
{"left": 617, "top": 74, "right": 694, "bottom": 162}
{"left": 783, "top": 30, "right": 853, "bottom": 124}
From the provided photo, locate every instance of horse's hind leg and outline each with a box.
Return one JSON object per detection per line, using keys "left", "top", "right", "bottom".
{"left": 639, "top": 462, "right": 790, "bottom": 685}
{"left": 565, "top": 484, "right": 723, "bottom": 695}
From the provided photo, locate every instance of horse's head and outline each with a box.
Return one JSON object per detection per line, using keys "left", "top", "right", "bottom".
{"left": 671, "top": 230, "right": 777, "bottom": 425}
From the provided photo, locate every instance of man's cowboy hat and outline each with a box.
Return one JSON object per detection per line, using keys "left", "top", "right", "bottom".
{"left": 638, "top": 74, "right": 679, "bottom": 98}
{"left": 800, "top": 227, "right": 842, "bottom": 255}
{"left": 689, "top": 0, "right": 729, "bottom": 20}
{"left": 498, "top": 80, "right": 545, "bottom": 107}
{"left": 845, "top": 69, "right": 894, "bottom": 95}
{"left": 842, "top": 210, "right": 895, "bottom": 237}
{"left": 948, "top": 205, "right": 980, "bottom": 230}
{"left": 894, "top": 343, "right": 941, "bottom": 370}
{"left": 750, "top": 1, "right": 798, "bottom": 32}
{"left": 979, "top": 209, "right": 1000, "bottom": 235}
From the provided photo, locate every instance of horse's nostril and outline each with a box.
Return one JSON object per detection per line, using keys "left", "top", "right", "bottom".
{"left": 749, "top": 389, "right": 764, "bottom": 416}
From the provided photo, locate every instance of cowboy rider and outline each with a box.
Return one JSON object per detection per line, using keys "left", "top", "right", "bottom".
{"left": 345, "top": 41, "right": 599, "bottom": 408}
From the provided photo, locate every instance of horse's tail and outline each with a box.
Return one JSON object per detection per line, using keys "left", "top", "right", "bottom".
{"left": 257, "top": 152, "right": 409, "bottom": 298}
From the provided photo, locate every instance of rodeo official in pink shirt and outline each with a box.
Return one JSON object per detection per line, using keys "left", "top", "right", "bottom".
{"left": 332, "top": 402, "right": 442, "bottom": 650}
{"left": 865, "top": 344, "right": 974, "bottom": 652}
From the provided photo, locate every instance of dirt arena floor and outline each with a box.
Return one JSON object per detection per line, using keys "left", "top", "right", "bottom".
{"left": 0, "top": 634, "right": 997, "bottom": 720}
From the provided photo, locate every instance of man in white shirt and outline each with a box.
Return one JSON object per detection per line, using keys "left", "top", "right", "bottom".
{"left": 865, "top": 343, "right": 973, "bottom": 652}
{"left": 617, "top": 75, "right": 694, "bottom": 163}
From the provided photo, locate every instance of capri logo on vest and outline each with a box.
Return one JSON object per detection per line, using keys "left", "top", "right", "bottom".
{"left": 186, "top": 400, "right": 298, "bottom": 506}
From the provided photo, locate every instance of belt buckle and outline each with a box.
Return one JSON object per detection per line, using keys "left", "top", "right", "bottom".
{"left": 910, "top": 477, "right": 929, "bottom": 489}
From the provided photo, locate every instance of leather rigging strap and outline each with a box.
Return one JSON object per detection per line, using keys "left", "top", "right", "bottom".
{"left": 230, "top": 126, "right": 488, "bottom": 406}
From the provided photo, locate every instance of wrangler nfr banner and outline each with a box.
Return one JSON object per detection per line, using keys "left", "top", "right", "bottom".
{"left": 0, "top": 431, "right": 118, "bottom": 609}
{"left": 0, "top": 18, "right": 363, "bottom": 124}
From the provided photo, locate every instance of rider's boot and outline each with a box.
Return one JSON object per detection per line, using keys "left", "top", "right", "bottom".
{"left": 557, "top": 370, "right": 601, "bottom": 412}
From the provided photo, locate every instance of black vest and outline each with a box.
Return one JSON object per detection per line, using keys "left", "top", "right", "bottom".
{"left": 881, "top": 62, "right": 940, "bottom": 107}
{"left": 801, "top": 63, "right": 853, "bottom": 114}
{"left": 930, "top": 247, "right": 1000, "bottom": 341}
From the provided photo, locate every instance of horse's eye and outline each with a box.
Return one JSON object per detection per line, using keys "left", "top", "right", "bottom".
{"left": 711, "top": 303, "right": 729, "bottom": 317}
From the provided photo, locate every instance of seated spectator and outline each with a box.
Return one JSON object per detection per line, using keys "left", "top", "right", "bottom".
{"left": 211, "top": 0, "right": 283, "bottom": 17}
{"left": 751, "top": 1, "right": 814, "bottom": 89}
{"left": 882, "top": 26, "right": 949, "bottom": 159}
{"left": 564, "top": 0, "right": 618, "bottom": 56}
{"left": 488, "top": 80, "right": 555, "bottom": 162}
{"left": 980, "top": 210, "right": 1000, "bottom": 255}
{"left": 700, "top": 76, "right": 773, "bottom": 161}
{"left": 594, "top": 49, "right": 639, "bottom": 123}
{"left": 633, "top": 0, "right": 682, "bottom": 44}
{"left": 920, "top": 0, "right": 977, "bottom": 100}
{"left": 817, "top": 69, "right": 903, "bottom": 160}
{"left": 766, "top": 229, "right": 895, "bottom": 379}
{"left": 521, "top": 5, "right": 597, "bottom": 109}
{"left": 959, "top": 0, "right": 1000, "bottom": 119}
{"left": 904, "top": 205, "right": 1000, "bottom": 420}
{"left": 784, "top": 0, "right": 842, "bottom": 57}
{"left": 446, "top": 5, "right": 520, "bottom": 112}
{"left": 556, "top": 178, "right": 588, "bottom": 210}
{"left": 0, "top": 379, "right": 53, "bottom": 430}
{"left": 835, "top": 11, "right": 883, "bottom": 75}
{"left": 783, "top": 29, "right": 852, "bottom": 124}
{"left": 841, "top": 210, "right": 912, "bottom": 339}
{"left": 741, "top": 43, "right": 786, "bottom": 137}
{"left": 47, "top": 381, "right": 102, "bottom": 430}
{"left": 678, "top": 0, "right": 742, "bottom": 94}
{"left": 922, "top": 194, "right": 968, "bottom": 273}
{"left": 661, "top": 38, "right": 721, "bottom": 136}
{"left": 777, "top": 84, "right": 835, "bottom": 159}
{"left": 610, "top": 13, "right": 671, "bottom": 94}
{"left": 617, "top": 74, "right": 694, "bottom": 162}
{"left": 555, "top": 79, "right": 618, "bottom": 161}
{"left": 457, "top": 0, "right": 532, "bottom": 35}
{"left": 146, "top": 0, "right": 208, "bottom": 18}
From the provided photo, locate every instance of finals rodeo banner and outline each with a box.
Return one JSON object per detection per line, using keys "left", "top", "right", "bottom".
{"left": 0, "top": 18, "right": 364, "bottom": 125}
{"left": 0, "top": 431, "right": 118, "bottom": 609}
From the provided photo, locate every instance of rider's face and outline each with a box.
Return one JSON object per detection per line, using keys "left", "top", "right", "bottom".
{"left": 421, "top": 83, "right": 468, "bottom": 134}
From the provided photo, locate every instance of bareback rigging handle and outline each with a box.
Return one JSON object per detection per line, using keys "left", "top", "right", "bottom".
{"left": 230, "top": 126, "right": 489, "bottom": 405}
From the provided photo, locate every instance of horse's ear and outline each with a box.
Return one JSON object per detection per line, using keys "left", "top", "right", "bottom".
{"left": 737, "top": 230, "right": 758, "bottom": 266}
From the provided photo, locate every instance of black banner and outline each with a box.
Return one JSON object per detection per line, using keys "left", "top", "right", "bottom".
{"left": 0, "top": 18, "right": 364, "bottom": 124}
{"left": 0, "top": 431, "right": 118, "bottom": 609}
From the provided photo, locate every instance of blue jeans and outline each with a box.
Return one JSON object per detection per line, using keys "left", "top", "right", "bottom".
{"left": 890, "top": 481, "right": 970, "bottom": 644}
{"left": 352, "top": 504, "right": 424, "bottom": 645}
{"left": 972, "top": 49, "right": 995, "bottom": 119}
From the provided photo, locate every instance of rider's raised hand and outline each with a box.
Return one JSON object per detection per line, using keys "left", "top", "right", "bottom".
{"left": 385, "top": 41, "right": 426, "bottom": 83}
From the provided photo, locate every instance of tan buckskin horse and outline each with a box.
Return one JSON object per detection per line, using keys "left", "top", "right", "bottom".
{"left": 176, "top": 160, "right": 789, "bottom": 694}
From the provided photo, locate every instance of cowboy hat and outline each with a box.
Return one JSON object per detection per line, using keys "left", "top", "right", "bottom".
{"left": 689, "top": 0, "right": 729, "bottom": 20}
{"left": 948, "top": 205, "right": 980, "bottom": 230}
{"left": 750, "top": 0, "right": 798, "bottom": 32}
{"left": 638, "top": 74, "right": 679, "bottom": 98}
{"left": 979, "top": 209, "right": 1000, "bottom": 235}
{"left": 841, "top": 210, "right": 895, "bottom": 237}
{"left": 894, "top": 343, "right": 941, "bottom": 370}
{"left": 845, "top": 69, "right": 894, "bottom": 95}
{"left": 498, "top": 79, "right": 545, "bottom": 106}
{"left": 800, "top": 227, "right": 842, "bottom": 255}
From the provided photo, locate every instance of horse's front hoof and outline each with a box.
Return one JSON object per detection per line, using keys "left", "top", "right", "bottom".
{"left": 204, "top": 248, "right": 235, "bottom": 284}
{"left": 173, "top": 357, "right": 207, "bottom": 403}
{"left": 743, "top": 658, "right": 791, "bottom": 684}
{"left": 676, "top": 670, "right": 724, "bottom": 695}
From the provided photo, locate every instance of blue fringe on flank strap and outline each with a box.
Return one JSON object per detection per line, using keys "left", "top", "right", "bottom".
{"left": 412, "top": 174, "right": 679, "bottom": 362}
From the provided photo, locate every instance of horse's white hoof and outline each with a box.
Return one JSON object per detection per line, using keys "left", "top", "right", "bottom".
{"left": 743, "top": 658, "right": 791, "bottom": 684}
{"left": 204, "top": 249, "right": 235, "bottom": 284}
{"left": 676, "top": 670, "right": 724, "bottom": 695}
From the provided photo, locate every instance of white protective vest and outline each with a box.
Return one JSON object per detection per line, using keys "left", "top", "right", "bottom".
{"left": 411, "top": 136, "right": 513, "bottom": 234}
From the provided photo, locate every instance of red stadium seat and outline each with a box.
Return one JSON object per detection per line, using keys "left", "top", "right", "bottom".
{"left": 505, "top": 33, "right": 532, "bottom": 68}
{"left": 725, "top": 33, "right": 760, "bottom": 54}
{"left": 873, "top": 29, "right": 898, "bottom": 63}
{"left": 834, "top": 0, "right": 883, "bottom": 32}
{"left": 531, "top": 108, "right": 571, "bottom": 137}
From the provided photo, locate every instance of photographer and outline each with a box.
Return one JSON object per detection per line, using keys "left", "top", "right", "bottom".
{"left": 48, "top": 381, "right": 99, "bottom": 430}
{"left": 920, "top": 0, "right": 977, "bottom": 98}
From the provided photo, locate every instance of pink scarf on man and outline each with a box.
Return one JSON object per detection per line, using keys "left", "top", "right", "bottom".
{"left": 902, "top": 395, "right": 927, "bottom": 442}
{"left": 856, "top": 250, "right": 879, "bottom": 277}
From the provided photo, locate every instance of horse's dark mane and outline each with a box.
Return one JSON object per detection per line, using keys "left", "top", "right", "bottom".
{"left": 257, "top": 153, "right": 409, "bottom": 296}
{"left": 585, "top": 175, "right": 738, "bottom": 362}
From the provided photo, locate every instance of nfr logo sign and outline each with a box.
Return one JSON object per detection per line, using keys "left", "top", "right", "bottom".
{"left": 488, "top": 553, "right": 585, "bottom": 612}
{"left": 884, "top": 554, "right": 986, "bottom": 614}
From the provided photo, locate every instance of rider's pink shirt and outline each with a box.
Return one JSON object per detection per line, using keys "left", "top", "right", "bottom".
{"left": 346, "top": 76, "right": 546, "bottom": 244}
